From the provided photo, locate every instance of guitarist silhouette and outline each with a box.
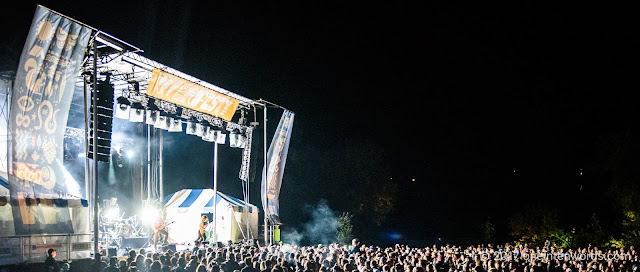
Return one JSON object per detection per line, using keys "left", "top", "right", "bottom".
{"left": 196, "top": 215, "right": 209, "bottom": 244}
{"left": 153, "top": 215, "right": 173, "bottom": 249}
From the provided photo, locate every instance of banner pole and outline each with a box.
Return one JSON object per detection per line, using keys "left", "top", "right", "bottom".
{"left": 212, "top": 141, "right": 219, "bottom": 244}
{"left": 263, "top": 105, "right": 268, "bottom": 245}
{"left": 91, "top": 39, "right": 100, "bottom": 258}
{"left": 147, "top": 124, "right": 151, "bottom": 201}
{"left": 83, "top": 74, "right": 91, "bottom": 214}
{"left": 159, "top": 130, "right": 163, "bottom": 201}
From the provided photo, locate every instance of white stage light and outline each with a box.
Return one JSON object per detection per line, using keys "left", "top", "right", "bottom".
{"left": 146, "top": 110, "right": 158, "bottom": 125}
{"left": 115, "top": 96, "right": 131, "bottom": 119}
{"left": 105, "top": 207, "right": 120, "bottom": 220}
{"left": 114, "top": 103, "right": 130, "bottom": 119}
{"left": 202, "top": 126, "right": 215, "bottom": 142}
{"left": 186, "top": 121, "right": 197, "bottom": 135}
{"left": 237, "top": 135, "right": 247, "bottom": 148}
{"left": 141, "top": 206, "right": 160, "bottom": 226}
{"left": 196, "top": 123, "right": 205, "bottom": 137}
{"left": 228, "top": 132, "right": 246, "bottom": 148}
{"left": 155, "top": 115, "right": 168, "bottom": 130}
{"left": 216, "top": 132, "right": 226, "bottom": 144}
{"left": 168, "top": 118, "right": 182, "bottom": 132}
{"left": 229, "top": 132, "right": 240, "bottom": 147}
{"left": 129, "top": 108, "right": 145, "bottom": 122}
{"left": 129, "top": 103, "right": 145, "bottom": 122}
{"left": 203, "top": 133, "right": 215, "bottom": 142}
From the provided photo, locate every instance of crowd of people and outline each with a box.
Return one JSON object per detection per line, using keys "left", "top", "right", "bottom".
{"left": 41, "top": 239, "right": 640, "bottom": 272}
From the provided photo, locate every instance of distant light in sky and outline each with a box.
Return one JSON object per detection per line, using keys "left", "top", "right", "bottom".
{"left": 388, "top": 232, "right": 403, "bottom": 240}
{"left": 411, "top": 178, "right": 416, "bottom": 182}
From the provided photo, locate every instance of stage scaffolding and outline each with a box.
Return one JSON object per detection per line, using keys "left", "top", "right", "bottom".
{"left": 73, "top": 29, "right": 286, "bottom": 253}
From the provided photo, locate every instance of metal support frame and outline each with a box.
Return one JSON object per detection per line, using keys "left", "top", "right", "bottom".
{"left": 263, "top": 105, "right": 268, "bottom": 245}
{"left": 212, "top": 142, "right": 219, "bottom": 244}
{"left": 79, "top": 25, "right": 291, "bottom": 253}
{"left": 91, "top": 37, "right": 100, "bottom": 257}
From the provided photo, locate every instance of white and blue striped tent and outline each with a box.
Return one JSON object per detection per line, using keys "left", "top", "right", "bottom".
{"left": 1, "top": 172, "right": 9, "bottom": 197}
{"left": 1, "top": 172, "right": 10, "bottom": 237}
{"left": 163, "top": 189, "right": 258, "bottom": 244}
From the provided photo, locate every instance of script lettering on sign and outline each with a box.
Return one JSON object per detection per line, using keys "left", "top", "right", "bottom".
{"left": 147, "top": 68, "right": 240, "bottom": 121}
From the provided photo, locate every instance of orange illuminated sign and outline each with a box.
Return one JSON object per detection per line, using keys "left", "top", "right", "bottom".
{"left": 147, "top": 68, "right": 240, "bottom": 121}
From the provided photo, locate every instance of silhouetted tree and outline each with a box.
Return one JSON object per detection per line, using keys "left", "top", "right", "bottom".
{"left": 337, "top": 212, "right": 354, "bottom": 245}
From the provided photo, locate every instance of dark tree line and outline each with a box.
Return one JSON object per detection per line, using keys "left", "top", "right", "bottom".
{"left": 504, "top": 128, "right": 640, "bottom": 249}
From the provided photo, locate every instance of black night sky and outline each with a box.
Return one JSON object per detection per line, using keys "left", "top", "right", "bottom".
{"left": 1, "top": 0, "right": 636, "bottom": 246}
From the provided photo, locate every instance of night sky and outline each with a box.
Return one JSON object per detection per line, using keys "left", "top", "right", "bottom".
{"left": 1, "top": 1, "right": 636, "bottom": 245}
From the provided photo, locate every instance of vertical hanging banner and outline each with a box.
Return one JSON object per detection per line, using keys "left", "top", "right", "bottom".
{"left": 261, "top": 110, "right": 294, "bottom": 225}
{"left": 8, "top": 5, "right": 91, "bottom": 234}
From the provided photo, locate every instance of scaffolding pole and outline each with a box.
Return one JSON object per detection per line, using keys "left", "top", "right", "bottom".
{"left": 91, "top": 39, "right": 99, "bottom": 258}
{"left": 263, "top": 105, "right": 268, "bottom": 245}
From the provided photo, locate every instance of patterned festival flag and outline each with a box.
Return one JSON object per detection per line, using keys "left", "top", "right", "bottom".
{"left": 8, "top": 5, "right": 91, "bottom": 234}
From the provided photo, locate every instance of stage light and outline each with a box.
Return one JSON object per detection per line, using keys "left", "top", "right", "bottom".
{"left": 186, "top": 118, "right": 198, "bottom": 135}
{"left": 202, "top": 126, "right": 215, "bottom": 142}
{"left": 229, "top": 131, "right": 245, "bottom": 148}
{"left": 197, "top": 121, "right": 210, "bottom": 137}
{"left": 154, "top": 114, "right": 168, "bottom": 130}
{"left": 114, "top": 150, "right": 124, "bottom": 168}
{"left": 195, "top": 123, "right": 204, "bottom": 136}
{"left": 105, "top": 207, "right": 120, "bottom": 220}
{"left": 216, "top": 131, "right": 226, "bottom": 144}
{"left": 168, "top": 117, "right": 182, "bottom": 132}
{"left": 229, "top": 132, "right": 238, "bottom": 147}
{"left": 129, "top": 102, "right": 145, "bottom": 123}
{"left": 186, "top": 123, "right": 196, "bottom": 135}
{"left": 141, "top": 206, "right": 160, "bottom": 226}
{"left": 146, "top": 110, "right": 158, "bottom": 125}
{"left": 114, "top": 97, "right": 131, "bottom": 119}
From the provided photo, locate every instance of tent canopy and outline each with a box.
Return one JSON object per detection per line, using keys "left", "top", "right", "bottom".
{"left": 0, "top": 173, "right": 8, "bottom": 197}
{"left": 163, "top": 189, "right": 258, "bottom": 244}
{"left": 164, "top": 189, "right": 257, "bottom": 213}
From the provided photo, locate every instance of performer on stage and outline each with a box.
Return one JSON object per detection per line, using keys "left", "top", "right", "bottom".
{"left": 153, "top": 215, "right": 170, "bottom": 249}
{"left": 197, "top": 215, "right": 209, "bottom": 244}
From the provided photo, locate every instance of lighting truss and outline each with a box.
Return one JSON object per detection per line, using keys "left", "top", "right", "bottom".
{"left": 81, "top": 55, "right": 258, "bottom": 137}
